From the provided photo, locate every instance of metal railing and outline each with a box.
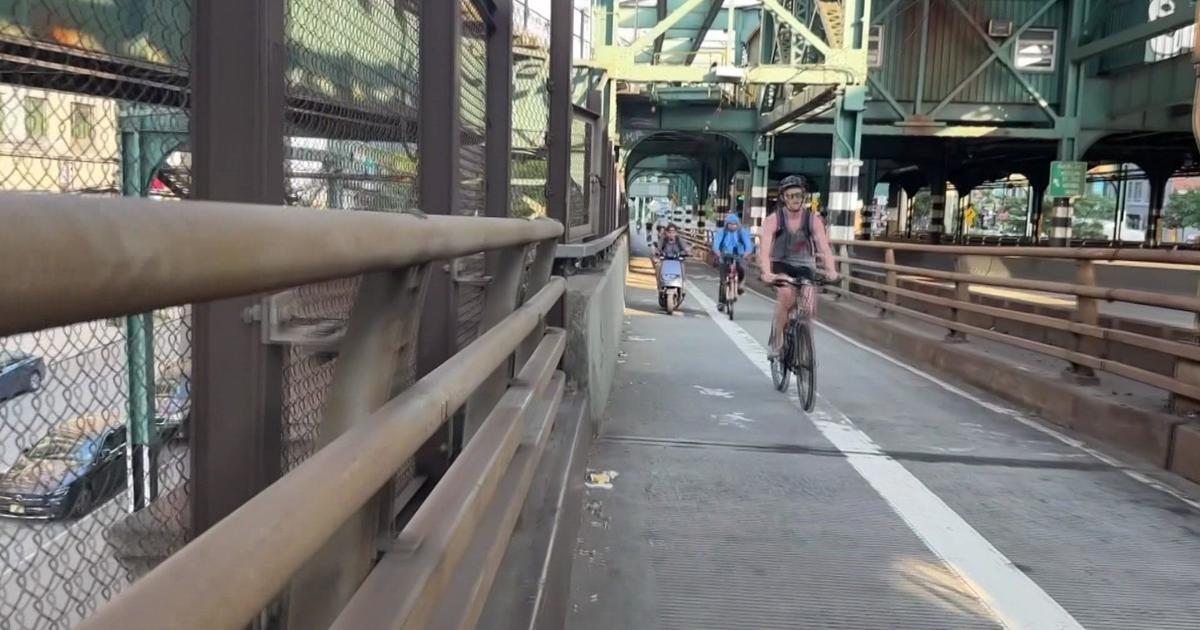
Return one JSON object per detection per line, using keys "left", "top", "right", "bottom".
{"left": 0, "top": 193, "right": 567, "bottom": 630}
{"left": 826, "top": 240, "right": 1200, "bottom": 410}
{"left": 679, "top": 227, "right": 1200, "bottom": 408}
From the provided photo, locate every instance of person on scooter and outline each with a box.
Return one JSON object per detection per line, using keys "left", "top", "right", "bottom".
{"left": 655, "top": 223, "right": 690, "bottom": 260}
{"left": 712, "top": 213, "right": 753, "bottom": 310}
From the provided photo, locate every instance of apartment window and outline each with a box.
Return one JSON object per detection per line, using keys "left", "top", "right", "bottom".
{"left": 23, "top": 97, "right": 47, "bottom": 139}
{"left": 1126, "top": 213, "right": 1143, "bottom": 230}
{"left": 71, "top": 103, "right": 93, "bottom": 141}
{"left": 867, "top": 25, "right": 884, "bottom": 68}
{"left": 1015, "top": 28, "right": 1057, "bottom": 72}
{"left": 1127, "top": 180, "right": 1148, "bottom": 202}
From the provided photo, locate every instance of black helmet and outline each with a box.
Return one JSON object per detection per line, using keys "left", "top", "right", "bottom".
{"left": 779, "top": 174, "right": 809, "bottom": 193}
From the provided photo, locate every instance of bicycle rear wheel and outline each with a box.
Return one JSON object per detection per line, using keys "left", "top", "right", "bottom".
{"left": 769, "top": 326, "right": 790, "bottom": 392}
{"left": 792, "top": 319, "right": 816, "bottom": 411}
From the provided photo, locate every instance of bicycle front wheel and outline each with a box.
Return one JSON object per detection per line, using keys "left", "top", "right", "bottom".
{"left": 769, "top": 326, "right": 790, "bottom": 392}
{"left": 792, "top": 320, "right": 816, "bottom": 411}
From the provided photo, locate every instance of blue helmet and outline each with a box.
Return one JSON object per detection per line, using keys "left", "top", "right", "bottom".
{"left": 724, "top": 213, "right": 741, "bottom": 226}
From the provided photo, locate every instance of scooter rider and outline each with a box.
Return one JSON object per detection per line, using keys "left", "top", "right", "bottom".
{"left": 712, "top": 213, "right": 753, "bottom": 307}
{"left": 656, "top": 223, "right": 691, "bottom": 259}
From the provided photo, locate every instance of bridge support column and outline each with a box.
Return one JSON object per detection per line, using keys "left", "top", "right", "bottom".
{"left": 1049, "top": 140, "right": 1080, "bottom": 247}
{"left": 749, "top": 143, "right": 770, "bottom": 237}
{"left": 858, "top": 161, "right": 878, "bottom": 241}
{"left": 929, "top": 180, "right": 947, "bottom": 245}
{"left": 829, "top": 87, "right": 864, "bottom": 241}
{"left": 1145, "top": 168, "right": 1172, "bottom": 247}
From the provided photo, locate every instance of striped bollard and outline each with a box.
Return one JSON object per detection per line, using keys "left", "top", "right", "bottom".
{"left": 929, "top": 193, "right": 945, "bottom": 244}
{"left": 829, "top": 158, "right": 861, "bottom": 242}
{"left": 1050, "top": 197, "right": 1071, "bottom": 247}
{"left": 749, "top": 179, "right": 767, "bottom": 237}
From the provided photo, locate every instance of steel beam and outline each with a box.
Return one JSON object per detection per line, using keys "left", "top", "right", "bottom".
{"left": 189, "top": 0, "right": 286, "bottom": 537}
{"left": 418, "top": 0, "right": 462, "bottom": 484}
{"left": 1071, "top": 9, "right": 1192, "bottom": 61}
{"left": 945, "top": 0, "right": 1059, "bottom": 121}
{"left": 417, "top": 0, "right": 461, "bottom": 385}
{"left": 685, "top": 0, "right": 725, "bottom": 65}
{"left": 627, "top": 0, "right": 709, "bottom": 55}
{"left": 929, "top": 0, "right": 1060, "bottom": 119}
{"left": 760, "top": 0, "right": 833, "bottom": 58}
{"left": 487, "top": 0, "right": 514, "bottom": 220}
{"left": 547, "top": 0, "right": 571, "bottom": 327}
{"left": 600, "top": 61, "right": 861, "bottom": 84}
{"left": 780, "top": 122, "right": 1067, "bottom": 139}
{"left": 760, "top": 85, "right": 839, "bottom": 133}
{"left": 914, "top": 0, "right": 931, "bottom": 114}
{"left": 653, "top": 0, "right": 668, "bottom": 63}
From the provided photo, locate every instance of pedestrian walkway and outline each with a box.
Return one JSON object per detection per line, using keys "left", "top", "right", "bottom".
{"left": 566, "top": 255, "right": 1200, "bottom": 630}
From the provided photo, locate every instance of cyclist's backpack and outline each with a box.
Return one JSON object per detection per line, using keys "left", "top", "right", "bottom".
{"left": 770, "top": 206, "right": 815, "bottom": 252}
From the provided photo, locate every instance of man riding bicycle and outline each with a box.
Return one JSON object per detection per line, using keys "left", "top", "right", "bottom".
{"left": 712, "top": 213, "right": 753, "bottom": 308}
{"left": 757, "top": 175, "right": 839, "bottom": 359}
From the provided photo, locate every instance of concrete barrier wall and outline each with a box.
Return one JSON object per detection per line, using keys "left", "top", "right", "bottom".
{"left": 562, "top": 235, "right": 628, "bottom": 427}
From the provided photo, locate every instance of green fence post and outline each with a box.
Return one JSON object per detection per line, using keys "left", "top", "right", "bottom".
{"left": 121, "top": 128, "right": 159, "bottom": 511}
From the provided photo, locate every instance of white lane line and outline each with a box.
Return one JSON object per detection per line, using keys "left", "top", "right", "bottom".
{"left": 739, "top": 284, "right": 1200, "bottom": 512}
{"left": 686, "top": 280, "right": 1086, "bottom": 630}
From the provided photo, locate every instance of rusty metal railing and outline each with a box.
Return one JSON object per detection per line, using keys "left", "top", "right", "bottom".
{"left": 827, "top": 240, "right": 1200, "bottom": 410}
{"left": 0, "top": 193, "right": 568, "bottom": 630}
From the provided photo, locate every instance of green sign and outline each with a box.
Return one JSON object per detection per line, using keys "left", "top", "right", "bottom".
{"left": 1049, "top": 161, "right": 1087, "bottom": 198}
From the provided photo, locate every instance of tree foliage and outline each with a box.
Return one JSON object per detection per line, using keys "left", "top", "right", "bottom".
{"left": 1164, "top": 189, "right": 1200, "bottom": 230}
{"left": 1037, "top": 194, "right": 1113, "bottom": 239}
{"left": 912, "top": 191, "right": 931, "bottom": 220}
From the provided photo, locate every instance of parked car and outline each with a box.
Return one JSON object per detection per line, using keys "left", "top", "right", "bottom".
{"left": 0, "top": 414, "right": 127, "bottom": 520}
{"left": 0, "top": 350, "right": 45, "bottom": 401}
{"left": 154, "top": 369, "right": 190, "bottom": 441}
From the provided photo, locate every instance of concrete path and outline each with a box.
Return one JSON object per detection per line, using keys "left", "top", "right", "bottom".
{"left": 566, "top": 249, "right": 1200, "bottom": 630}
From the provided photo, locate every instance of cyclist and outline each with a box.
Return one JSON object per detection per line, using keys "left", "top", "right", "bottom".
{"left": 712, "top": 213, "right": 753, "bottom": 310}
{"left": 757, "top": 175, "right": 839, "bottom": 358}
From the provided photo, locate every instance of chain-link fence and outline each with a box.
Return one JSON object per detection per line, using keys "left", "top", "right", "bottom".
{"left": 279, "top": 0, "right": 421, "bottom": 472}
{"left": 0, "top": 0, "right": 564, "bottom": 626}
{"left": 512, "top": 4, "right": 552, "bottom": 220}
{"left": 0, "top": 0, "right": 192, "bottom": 627}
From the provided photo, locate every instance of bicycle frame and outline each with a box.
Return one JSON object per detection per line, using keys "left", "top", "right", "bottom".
{"left": 721, "top": 255, "right": 740, "bottom": 296}
{"left": 774, "top": 275, "right": 819, "bottom": 323}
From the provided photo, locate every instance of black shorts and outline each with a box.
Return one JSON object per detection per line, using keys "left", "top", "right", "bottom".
{"left": 771, "top": 261, "right": 815, "bottom": 281}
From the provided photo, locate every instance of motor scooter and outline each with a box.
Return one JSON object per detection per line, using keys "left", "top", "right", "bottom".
{"left": 656, "top": 253, "right": 686, "bottom": 314}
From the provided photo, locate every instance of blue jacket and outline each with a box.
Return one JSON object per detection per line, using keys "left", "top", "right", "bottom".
{"left": 712, "top": 226, "right": 754, "bottom": 257}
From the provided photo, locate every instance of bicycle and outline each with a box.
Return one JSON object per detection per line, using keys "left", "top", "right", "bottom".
{"left": 718, "top": 254, "right": 741, "bottom": 321}
{"left": 767, "top": 273, "right": 825, "bottom": 412}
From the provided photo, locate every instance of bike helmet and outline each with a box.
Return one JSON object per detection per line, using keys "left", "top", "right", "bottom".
{"left": 779, "top": 174, "right": 809, "bottom": 193}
